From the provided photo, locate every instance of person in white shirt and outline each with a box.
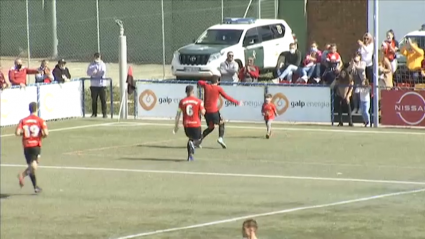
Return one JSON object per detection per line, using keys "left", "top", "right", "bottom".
{"left": 358, "top": 33, "right": 374, "bottom": 83}
{"left": 242, "top": 219, "right": 258, "bottom": 239}
{"left": 355, "top": 79, "right": 371, "bottom": 127}
{"left": 219, "top": 51, "right": 239, "bottom": 83}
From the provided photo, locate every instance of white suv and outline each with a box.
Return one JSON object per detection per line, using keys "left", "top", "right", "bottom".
{"left": 171, "top": 18, "right": 296, "bottom": 80}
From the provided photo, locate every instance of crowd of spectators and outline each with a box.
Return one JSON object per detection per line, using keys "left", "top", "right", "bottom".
{"left": 0, "top": 52, "right": 107, "bottom": 118}
{"left": 276, "top": 29, "right": 425, "bottom": 88}
{"left": 0, "top": 58, "right": 72, "bottom": 89}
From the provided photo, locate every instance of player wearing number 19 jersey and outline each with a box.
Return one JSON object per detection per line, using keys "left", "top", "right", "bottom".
{"left": 16, "top": 102, "right": 49, "bottom": 193}
{"left": 173, "top": 85, "right": 205, "bottom": 161}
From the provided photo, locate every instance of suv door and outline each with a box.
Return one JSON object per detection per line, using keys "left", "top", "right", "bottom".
{"left": 243, "top": 27, "right": 264, "bottom": 69}
{"left": 270, "top": 23, "right": 287, "bottom": 56}
{"left": 258, "top": 24, "right": 279, "bottom": 68}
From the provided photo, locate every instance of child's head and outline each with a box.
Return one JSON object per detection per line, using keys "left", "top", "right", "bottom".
{"left": 265, "top": 93, "right": 272, "bottom": 103}
{"left": 363, "top": 78, "right": 370, "bottom": 86}
{"left": 329, "top": 44, "right": 337, "bottom": 53}
{"left": 353, "top": 52, "right": 361, "bottom": 63}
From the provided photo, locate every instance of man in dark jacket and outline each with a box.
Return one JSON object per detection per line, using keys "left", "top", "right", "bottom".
{"left": 52, "top": 59, "right": 71, "bottom": 83}
{"left": 276, "top": 43, "right": 301, "bottom": 82}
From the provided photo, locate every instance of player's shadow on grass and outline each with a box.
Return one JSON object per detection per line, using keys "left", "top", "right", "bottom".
{"left": 119, "top": 157, "right": 186, "bottom": 162}
{"left": 0, "top": 193, "right": 37, "bottom": 199}
{"left": 137, "top": 145, "right": 215, "bottom": 149}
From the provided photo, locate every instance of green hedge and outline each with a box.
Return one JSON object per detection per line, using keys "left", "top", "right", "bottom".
{"left": 83, "top": 86, "right": 136, "bottom": 116}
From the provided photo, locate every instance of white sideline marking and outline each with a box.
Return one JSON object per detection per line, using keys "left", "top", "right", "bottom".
{"left": 106, "top": 122, "right": 425, "bottom": 136}
{"left": 112, "top": 188, "right": 425, "bottom": 239}
{"left": 1, "top": 164, "right": 425, "bottom": 186}
{"left": 1, "top": 123, "right": 113, "bottom": 138}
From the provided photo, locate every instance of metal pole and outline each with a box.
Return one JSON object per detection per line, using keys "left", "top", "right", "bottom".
{"left": 372, "top": 0, "right": 379, "bottom": 127}
{"left": 243, "top": 0, "right": 253, "bottom": 18}
{"left": 258, "top": 0, "right": 261, "bottom": 18}
{"left": 275, "top": 0, "right": 279, "bottom": 18}
{"left": 96, "top": 0, "right": 101, "bottom": 53}
{"left": 25, "top": 0, "right": 31, "bottom": 83}
{"left": 51, "top": 0, "right": 58, "bottom": 58}
{"left": 221, "top": 0, "right": 224, "bottom": 20}
{"left": 161, "top": 0, "right": 166, "bottom": 79}
{"left": 116, "top": 19, "right": 127, "bottom": 119}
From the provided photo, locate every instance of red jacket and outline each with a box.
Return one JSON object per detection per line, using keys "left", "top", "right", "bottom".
{"left": 238, "top": 65, "right": 260, "bottom": 82}
{"left": 8, "top": 67, "right": 38, "bottom": 86}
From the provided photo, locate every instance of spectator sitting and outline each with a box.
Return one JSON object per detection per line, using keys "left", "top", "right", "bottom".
{"left": 53, "top": 59, "right": 71, "bottom": 83}
{"left": 358, "top": 33, "right": 374, "bottom": 83}
{"left": 347, "top": 52, "right": 366, "bottom": 114}
{"left": 382, "top": 29, "right": 399, "bottom": 73}
{"left": 331, "top": 69, "right": 353, "bottom": 127}
{"left": 0, "top": 67, "right": 10, "bottom": 90}
{"left": 242, "top": 219, "right": 258, "bottom": 239}
{"left": 35, "top": 60, "right": 54, "bottom": 83}
{"left": 320, "top": 43, "right": 331, "bottom": 74}
{"left": 8, "top": 58, "right": 38, "bottom": 87}
{"left": 296, "top": 41, "right": 322, "bottom": 83}
{"left": 277, "top": 42, "right": 301, "bottom": 82}
{"left": 238, "top": 57, "right": 259, "bottom": 83}
{"left": 322, "top": 44, "right": 343, "bottom": 85}
{"left": 400, "top": 38, "right": 424, "bottom": 81}
{"left": 219, "top": 51, "right": 239, "bottom": 83}
{"left": 378, "top": 52, "right": 393, "bottom": 88}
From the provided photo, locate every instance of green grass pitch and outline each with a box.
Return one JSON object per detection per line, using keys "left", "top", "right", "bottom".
{"left": 1, "top": 119, "right": 425, "bottom": 239}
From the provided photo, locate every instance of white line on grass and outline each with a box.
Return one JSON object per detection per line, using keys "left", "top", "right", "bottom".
{"left": 1, "top": 164, "right": 425, "bottom": 186}
{"left": 1, "top": 122, "right": 113, "bottom": 138}
{"left": 106, "top": 122, "right": 425, "bottom": 136}
{"left": 112, "top": 188, "right": 425, "bottom": 239}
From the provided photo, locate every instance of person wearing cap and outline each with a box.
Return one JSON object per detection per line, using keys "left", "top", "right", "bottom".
{"left": 52, "top": 59, "right": 71, "bottom": 83}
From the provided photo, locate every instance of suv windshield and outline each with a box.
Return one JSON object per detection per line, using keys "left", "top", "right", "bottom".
{"left": 196, "top": 29, "right": 243, "bottom": 45}
{"left": 399, "top": 35, "right": 425, "bottom": 49}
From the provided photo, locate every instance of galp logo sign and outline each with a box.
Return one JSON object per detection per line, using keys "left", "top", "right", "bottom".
{"left": 394, "top": 91, "right": 425, "bottom": 125}
{"left": 271, "top": 93, "right": 289, "bottom": 115}
{"left": 382, "top": 90, "right": 425, "bottom": 126}
{"left": 139, "top": 89, "right": 157, "bottom": 111}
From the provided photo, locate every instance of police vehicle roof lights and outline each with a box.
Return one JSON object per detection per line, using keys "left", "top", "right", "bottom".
{"left": 223, "top": 18, "right": 256, "bottom": 24}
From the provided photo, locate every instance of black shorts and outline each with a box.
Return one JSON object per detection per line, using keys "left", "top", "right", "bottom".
{"left": 184, "top": 127, "right": 202, "bottom": 140}
{"left": 205, "top": 112, "right": 222, "bottom": 127}
{"left": 23, "top": 147, "right": 41, "bottom": 165}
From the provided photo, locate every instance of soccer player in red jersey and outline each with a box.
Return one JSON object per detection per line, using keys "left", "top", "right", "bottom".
{"left": 262, "top": 94, "right": 278, "bottom": 139}
{"left": 197, "top": 75, "right": 242, "bottom": 148}
{"left": 173, "top": 85, "right": 206, "bottom": 161}
{"left": 15, "top": 102, "right": 48, "bottom": 193}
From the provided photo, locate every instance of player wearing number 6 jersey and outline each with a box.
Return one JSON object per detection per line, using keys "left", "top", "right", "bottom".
{"left": 174, "top": 85, "right": 205, "bottom": 161}
{"left": 16, "top": 102, "right": 48, "bottom": 193}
